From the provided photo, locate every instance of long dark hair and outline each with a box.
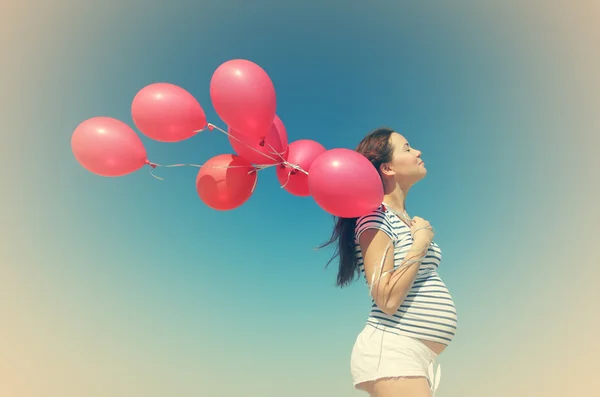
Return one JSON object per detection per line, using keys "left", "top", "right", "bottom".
{"left": 318, "top": 127, "right": 395, "bottom": 287}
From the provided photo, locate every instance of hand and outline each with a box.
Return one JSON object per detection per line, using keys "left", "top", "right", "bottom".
{"left": 410, "top": 216, "right": 434, "bottom": 245}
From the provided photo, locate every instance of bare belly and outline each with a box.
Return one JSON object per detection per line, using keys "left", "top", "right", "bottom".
{"left": 420, "top": 339, "right": 447, "bottom": 355}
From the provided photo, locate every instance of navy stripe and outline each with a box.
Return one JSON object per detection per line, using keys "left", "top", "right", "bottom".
{"left": 409, "top": 288, "right": 453, "bottom": 295}
{"left": 369, "top": 315, "right": 456, "bottom": 336}
{"left": 402, "top": 300, "right": 457, "bottom": 309}
{"left": 406, "top": 294, "right": 454, "bottom": 301}
{"left": 371, "top": 309, "right": 458, "bottom": 329}
{"left": 365, "top": 321, "right": 453, "bottom": 343}
{"left": 396, "top": 308, "right": 459, "bottom": 322}
{"left": 366, "top": 320, "right": 454, "bottom": 343}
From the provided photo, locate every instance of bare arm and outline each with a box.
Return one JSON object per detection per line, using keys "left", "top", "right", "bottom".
{"left": 359, "top": 229, "right": 430, "bottom": 316}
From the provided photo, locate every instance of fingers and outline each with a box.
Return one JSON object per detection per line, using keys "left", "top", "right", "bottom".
{"left": 410, "top": 216, "right": 432, "bottom": 231}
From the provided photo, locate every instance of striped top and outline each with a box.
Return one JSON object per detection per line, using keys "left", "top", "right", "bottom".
{"left": 354, "top": 204, "right": 458, "bottom": 345}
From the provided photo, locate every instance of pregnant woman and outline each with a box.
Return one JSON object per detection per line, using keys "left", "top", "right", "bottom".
{"left": 320, "top": 127, "right": 458, "bottom": 397}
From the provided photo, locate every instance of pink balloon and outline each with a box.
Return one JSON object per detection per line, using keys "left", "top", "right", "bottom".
{"left": 131, "top": 82, "right": 207, "bottom": 142}
{"left": 71, "top": 116, "right": 148, "bottom": 177}
{"left": 210, "top": 59, "right": 276, "bottom": 139}
{"left": 308, "top": 148, "right": 383, "bottom": 218}
{"left": 276, "top": 139, "right": 326, "bottom": 196}
{"left": 228, "top": 115, "right": 289, "bottom": 165}
{"left": 196, "top": 154, "right": 258, "bottom": 211}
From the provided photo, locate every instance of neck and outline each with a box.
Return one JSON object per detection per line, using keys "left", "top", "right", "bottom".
{"left": 383, "top": 183, "right": 410, "bottom": 214}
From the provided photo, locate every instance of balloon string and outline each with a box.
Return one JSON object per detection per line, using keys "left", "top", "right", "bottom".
{"left": 279, "top": 170, "right": 292, "bottom": 188}
{"left": 207, "top": 122, "right": 310, "bottom": 176}
{"left": 146, "top": 122, "right": 310, "bottom": 183}
{"left": 368, "top": 218, "right": 436, "bottom": 299}
{"left": 145, "top": 162, "right": 201, "bottom": 181}
{"left": 149, "top": 162, "right": 203, "bottom": 168}
{"left": 146, "top": 161, "right": 274, "bottom": 181}
{"left": 207, "top": 123, "right": 279, "bottom": 163}
{"left": 262, "top": 140, "right": 308, "bottom": 188}
{"left": 264, "top": 140, "right": 287, "bottom": 163}
{"left": 267, "top": 140, "right": 309, "bottom": 176}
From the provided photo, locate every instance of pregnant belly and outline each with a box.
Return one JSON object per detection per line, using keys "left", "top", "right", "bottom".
{"left": 420, "top": 339, "right": 447, "bottom": 355}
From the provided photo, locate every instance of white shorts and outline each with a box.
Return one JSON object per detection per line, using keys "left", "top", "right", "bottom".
{"left": 351, "top": 324, "right": 440, "bottom": 391}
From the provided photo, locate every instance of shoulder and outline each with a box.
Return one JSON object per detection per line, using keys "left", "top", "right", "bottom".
{"left": 356, "top": 205, "right": 389, "bottom": 227}
{"left": 355, "top": 205, "right": 396, "bottom": 241}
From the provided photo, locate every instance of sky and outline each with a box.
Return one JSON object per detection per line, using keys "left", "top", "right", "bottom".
{"left": 2, "top": 1, "right": 599, "bottom": 396}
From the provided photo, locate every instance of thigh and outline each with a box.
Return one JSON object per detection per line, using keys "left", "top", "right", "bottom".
{"left": 372, "top": 376, "right": 432, "bottom": 397}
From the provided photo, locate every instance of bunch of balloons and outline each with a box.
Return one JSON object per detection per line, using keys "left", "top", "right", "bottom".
{"left": 71, "top": 59, "right": 384, "bottom": 218}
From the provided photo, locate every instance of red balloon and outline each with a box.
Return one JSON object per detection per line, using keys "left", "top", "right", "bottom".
{"left": 276, "top": 140, "right": 326, "bottom": 196}
{"left": 131, "top": 82, "right": 207, "bottom": 142}
{"left": 71, "top": 116, "right": 148, "bottom": 177}
{"left": 308, "top": 148, "right": 383, "bottom": 218}
{"left": 228, "top": 115, "right": 289, "bottom": 165}
{"left": 196, "top": 154, "right": 257, "bottom": 211}
{"left": 210, "top": 59, "right": 276, "bottom": 140}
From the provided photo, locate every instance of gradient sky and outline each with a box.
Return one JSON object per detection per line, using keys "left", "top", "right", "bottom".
{"left": 2, "top": 1, "right": 599, "bottom": 396}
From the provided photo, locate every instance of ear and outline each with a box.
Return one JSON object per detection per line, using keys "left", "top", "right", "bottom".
{"left": 380, "top": 162, "right": 395, "bottom": 176}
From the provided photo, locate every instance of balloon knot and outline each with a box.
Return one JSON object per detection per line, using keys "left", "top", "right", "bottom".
{"left": 207, "top": 124, "right": 214, "bottom": 131}
{"left": 259, "top": 137, "right": 266, "bottom": 147}
{"left": 290, "top": 169, "right": 297, "bottom": 175}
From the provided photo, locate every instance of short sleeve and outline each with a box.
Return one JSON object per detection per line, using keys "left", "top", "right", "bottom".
{"left": 355, "top": 208, "right": 396, "bottom": 243}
